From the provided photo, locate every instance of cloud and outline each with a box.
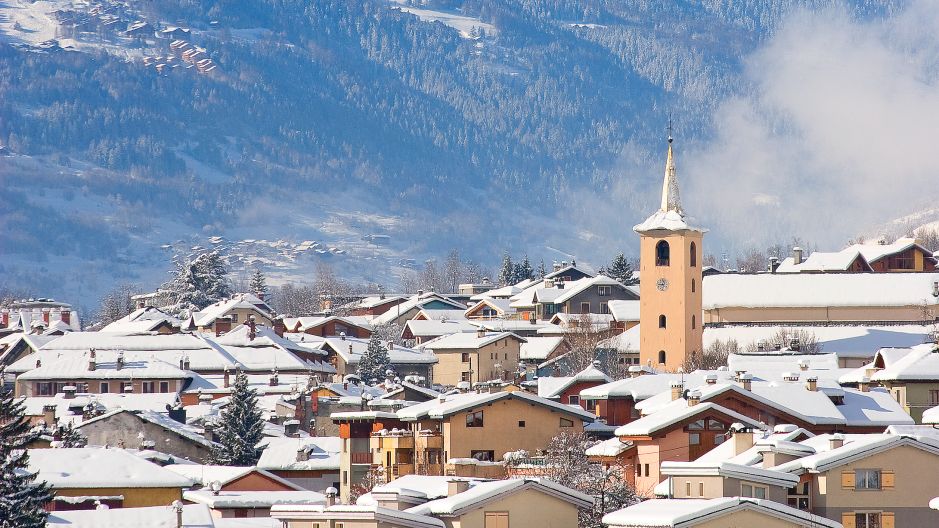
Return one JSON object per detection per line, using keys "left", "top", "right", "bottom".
{"left": 684, "top": 1, "right": 939, "bottom": 253}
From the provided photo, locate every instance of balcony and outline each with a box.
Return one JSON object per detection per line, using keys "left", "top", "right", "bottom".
{"left": 390, "top": 463, "right": 415, "bottom": 477}
{"left": 350, "top": 452, "right": 373, "bottom": 465}
{"left": 370, "top": 432, "right": 414, "bottom": 450}
{"left": 417, "top": 431, "right": 443, "bottom": 449}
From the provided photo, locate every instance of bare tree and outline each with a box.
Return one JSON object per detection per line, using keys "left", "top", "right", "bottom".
{"left": 914, "top": 226, "right": 939, "bottom": 252}
{"left": 418, "top": 260, "right": 444, "bottom": 292}
{"left": 443, "top": 249, "right": 463, "bottom": 293}
{"left": 272, "top": 283, "right": 318, "bottom": 316}
{"left": 348, "top": 465, "right": 385, "bottom": 503}
{"left": 682, "top": 338, "right": 739, "bottom": 372}
{"left": 744, "top": 328, "right": 821, "bottom": 354}
{"left": 399, "top": 270, "right": 421, "bottom": 294}
{"left": 93, "top": 283, "right": 139, "bottom": 327}
{"left": 562, "top": 313, "right": 619, "bottom": 374}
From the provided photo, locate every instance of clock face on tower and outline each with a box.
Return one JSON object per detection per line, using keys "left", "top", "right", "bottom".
{"left": 656, "top": 278, "right": 669, "bottom": 291}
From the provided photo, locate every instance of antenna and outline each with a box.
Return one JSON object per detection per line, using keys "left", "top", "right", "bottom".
{"left": 666, "top": 113, "right": 674, "bottom": 143}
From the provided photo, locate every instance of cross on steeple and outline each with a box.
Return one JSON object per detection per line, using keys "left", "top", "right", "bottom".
{"left": 666, "top": 114, "right": 674, "bottom": 143}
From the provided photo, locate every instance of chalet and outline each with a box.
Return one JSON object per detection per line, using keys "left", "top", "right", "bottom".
{"left": 343, "top": 294, "right": 409, "bottom": 317}
{"left": 776, "top": 238, "right": 937, "bottom": 274}
{"left": 464, "top": 297, "right": 515, "bottom": 319}
{"left": 99, "top": 306, "right": 180, "bottom": 334}
{"left": 536, "top": 363, "right": 612, "bottom": 409}
{"left": 372, "top": 292, "right": 467, "bottom": 326}
{"left": 422, "top": 330, "right": 526, "bottom": 386}
{"left": 544, "top": 261, "right": 595, "bottom": 282}
{"left": 187, "top": 294, "right": 275, "bottom": 335}
{"left": 510, "top": 275, "right": 638, "bottom": 321}
{"left": 284, "top": 315, "right": 372, "bottom": 338}
{"left": 257, "top": 436, "right": 342, "bottom": 492}
{"left": 124, "top": 20, "right": 154, "bottom": 38}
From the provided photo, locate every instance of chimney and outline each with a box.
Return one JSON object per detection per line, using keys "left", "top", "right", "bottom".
{"left": 173, "top": 501, "right": 184, "bottom": 528}
{"left": 295, "top": 445, "right": 309, "bottom": 462}
{"left": 340, "top": 332, "right": 346, "bottom": 341}
{"left": 859, "top": 376, "right": 870, "bottom": 392}
{"left": 184, "top": 355, "right": 191, "bottom": 370}
{"left": 798, "top": 360, "right": 809, "bottom": 372}
{"left": 544, "top": 278, "right": 554, "bottom": 288}
{"left": 806, "top": 376, "right": 818, "bottom": 392}
{"left": 325, "top": 487, "right": 338, "bottom": 507}
{"left": 204, "top": 422, "right": 215, "bottom": 442}
{"left": 35, "top": 359, "right": 41, "bottom": 368}
{"left": 284, "top": 419, "right": 300, "bottom": 438}
{"left": 343, "top": 382, "right": 349, "bottom": 391}
{"left": 1, "top": 309, "right": 8, "bottom": 328}
{"left": 61, "top": 309, "right": 71, "bottom": 325}
{"left": 248, "top": 316, "right": 257, "bottom": 340}
{"left": 628, "top": 365, "right": 644, "bottom": 378}
{"left": 793, "top": 247, "right": 803, "bottom": 265}
{"left": 223, "top": 368, "right": 231, "bottom": 388}
{"left": 476, "top": 328, "right": 486, "bottom": 338}
{"left": 88, "top": 348, "right": 96, "bottom": 371}
{"left": 553, "top": 261, "right": 561, "bottom": 272}
{"left": 62, "top": 385, "right": 77, "bottom": 399}
{"left": 705, "top": 374, "right": 718, "bottom": 385}
{"left": 116, "top": 351, "right": 124, "bottom": 370}
{"left": 447, "top": 479, "right": 471, "bottom": 497}
{"left": 686, "top": 390, "right": 701, "bottom": 407}
{"left": 199, "top": 392, "right": 213, "bottom": 404}
{"left": 168, "top": 405, "right": 187, "bottom": 424}
{"left": 768, "top": 257, "right": 779, "bottom": 273}
{"left": 274, "top": 318, "right": 286, "bottom": 338}
{"left": 42, "top": 404, "right": 56, "bottom": 427}
{"left": 42, "top": 308, "right": 50, "bottom": 324}
{"left": 740, "top": 373, "right": 752, "bottom": 391}
{"left": 670, "top": 381, "right": 684, "bottom": 401}
{"left": 730, "top": 425, "right": 754, "bottom": 455}
{"left": 829, "top": 433, "right": 845, "bottom": 450}
{"left": 270, "top": 369, "right": 279, "bottom": 387}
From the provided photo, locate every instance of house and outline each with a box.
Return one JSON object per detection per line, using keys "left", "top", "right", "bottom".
{"left": 544, "top": 261, "right": 595, "bottom": 282}
{"left": 100, "top": 306, "right": 180, "bottom": 334}
{"left": 75, "top": 409, "right": 212, "bottom": 462}
{"left": 776, "top": 237, "right": 937, "bottom": 274}
{"left": 838, "top": 344, "right": 939, "bottom": 422}
{"left": 464, "top": 297, "right": 515, "bottom": 320}
{"left": 271, "top": 476, "right": 593, "bottom": 528}
{"left": 608, "top": 299, "right": 641, "bottom": 331}
{"left": 343, "top": 294, "right": 409, "bottom": 317}
{"left": 312, "top": 335, "right": 438, "bottom": 381}
{"left": 509, "top": 275, "right": 638, "bottom": 322}
{"left": 519, "top": 336, "right": 568, "bottom": 370}
{"left": 124, "top": 20, "right": 154, "bottom": 38}
{"left": 702, "top": 272, "right": 939, "bottom": 325}
{"left": 285, "top": 315, "right": 372, "bottom": 338}
{"left": 372, "top": 292, "right": 467, "bottom": 326}
{"left": 187, "top": 294, "right": 276, "bottom": 335}
{"left": 602, "top": 497, "right": 842, "bottom": 528}
{"left": 401, "top": 318, "right": 477, "bottom": 345}
{"left": 0, "top": 331, "right": 61, "bottom": 367}
{"left": 164, "top": 464, "right": 305, "bottom": 492}
{"left": 30, "top": 448, "right": 193, "bottom": 510}
{"left": 256, "top": 436, "right": 342, "bottom": 491}
{"left": 421, "top": 330, "right": 526, "bottom": 386}
{"left": 536, "top": 363, "right": 612, "bottom": 409}
{"left": 183, "top": 489, "right": 325, "bottom": 519}
{"left": 46, "top": 504, "right": 216, "bottom": 528}
{"left": 1, "top": 298, "right": 79, "bottom": 334}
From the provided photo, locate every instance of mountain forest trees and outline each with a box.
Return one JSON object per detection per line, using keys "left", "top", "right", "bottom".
{"left": 0, "top": 368, "right": 53, "bottom": 527}
{"left": 357, "top": 333, "right": 392, "bottom": 384}
{"left": 162, "top": 251, "right": 232, "bottom": 317}
{"left": 208, "top": 370, "right": 265, "bottom": 466}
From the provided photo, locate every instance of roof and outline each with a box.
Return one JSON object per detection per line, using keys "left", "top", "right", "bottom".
{"left": 402, "top": 319, "right": 477, "bottom": 338}
{"left": 614, "top": 401, "right": 763, "bottom": 437}
{"left": 633, "top": 209, "right": 705, "bottom": 233}
{"left": 293, "top": 315, "right": 372, "bottom": 333}
{"left": 702, "top": 272, "right": 939, "bottom": 310}
{"left": 602, "top": 497, "right": 841, "bottom": 527}
{"left": 395, "top": 390, "right": 596, "bottom": 422}
{"left": 608, "top": 300, "right": 641, "bottom": 322}
{"left": 363, "top": 475, "right": 488, "bottom": 503}
{"left": 271, "top": 504, "right": 445, "bottom": 528}
{"left": 28, "top": 448, "right": 194, "bottom": 488}
{"left": 372, "top": 293, "right": 466, "bottom": 325}
{"left": 192, "top": 294, "right": 275, "bottom": 327}
{"left": 421, "top": 331, "right": 525, "bottom": 350}
{"left": 544, "top": 263, "right": 596, "bottom": 280}
{"left": 77, "top": 410, "right": 212, "bottom": 447}
{"left": 163, "top": 465, "right": 302, "bottom": 490}
{"left": 537, "top": 364, "right": 612, "bottom": 399}
{"left": 256, "top": 436, "right": 342, "bottom": 472}
{"left": 405, "top": 478, "right": 593, "bottom": 517}
{"left": 586, "top": 437, "right": 634, "bottom": 457}
{"left": 184, "top": 489, "right": 326, "bottom": 508}
{"left": 100, "top": 306, "right": 180, "bottom": 334}
{"left": 465, "top": 297, "right": 514, "bottom": 317}
{"left": 772, "top": 434, "right": 939, "bottom": 474}
{"left": 16, "top": 350, "right": 189, "bottom": 381}
{"left": 317, "top": 336, "right": 438, "bottom": 365}
{"left": 660, "top": 461, "right": 799, "bottom": 488}
{"left": 924, "top": 405, "right": 939, "bottom": 424}
{"left": 863, "top": 344, "right": 939, "bottom": 381}
{"left": 777, "top": 237, "right": 933, "bottom": 273}
{"left": 47, "top": 504, "right": 215, "bottom": 528}
{"left": 520, "top": 336, "right": 566, "bottom": 361}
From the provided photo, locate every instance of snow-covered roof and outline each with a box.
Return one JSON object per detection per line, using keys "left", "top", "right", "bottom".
{"left": 924, "top": 405, "right": 939, "bottom": 424}
{"left": 537, "top": 364, "right": 612, "bottom": 399}
{"left": 597, "top": 324, "right": 640, "bottom": 352}
{"left": 28, "top": 448, "right": 194, "bottom": 488}
{"left": 405, "top": 478, "right": 592, "bottom": 517}
{"left": 77, "top": 409, "right": 212, "bottom": 447}
{"left": 863, "top": 344, "right": 939, "bottom": 381}
{"left": 776, "top": 237, "right": 933, "bottom": 273}
{"left": 363, "top": 475, "right": 488, "bottom": 503}
{"left": 257, "top": 436, "right": 342, "bottom": 472}
{"left": 164, "top": 465, "right": 301, "bottom": 489}
{"left": 772, "top": 434, "right": 939, "bottom": 474}
{"left": 586, "top": 437, "right": 634, "bottom": 457}
{"left": 184, "top": 489, "right": 326, "bottom": 508}
{"left": 660, "top": 461, "right": 799, "bottom": 488}
{"left": 602, "top": 497, "right": 839, "bottom": 528}
{"left": 703, "top": 272, "right": 939, "bottom": 309}
{"left": 709, "top": 324, "right": 933, "bottom": 360}
{"left": 291, "top": 315, "right": 372, "bottom": 333}
{"left": 346, "top": 295, "right": 408, "bottom": 310}
{"left": 47, "top": 504, "right": 215, "bottom": 528}
{"left": 100, "top": 307, "right": 180, "bottom": 334}
{"left": 581, "top": 370, "right": 732, "bottom": 401}
{"left": 395, "top": 390, "right": 595, "bottom": 422}
{"left": 192, "top": 294, "right": 275, "bottom": 327}
{"left": 633, "top": 209, "right": 706, "bottom": 233}
{"left": 16, "top": 349, "right": 189, "bottom": 381}
{"left": 520, "top": 336, "right": 566, "bottom": 361}
{"left": 402, "top": 319, "right": 477, "bottom": 338}
{"left": 271, "top": 503, "right": 445, "bottom": 528}
{"left": 317, "top": 336, "right": 438, "bottom": 365}
{"left": 473, "top": 279, "right": 540, "bottom": 301}
{"left": 420, "top": 331, "right": 525, "bottom": 350}
{"left": 614, "top": 401, "right": 762, "bottom": 437}
{"left": 608, "top": 300, "right": 641, "bottom": 322}
{"left": 22, "top": 392, "right": 180, "bottom": 423}
{"left": 372, "top": 293, "right": 466, "bottom": 325}
{"left": 465, "top": 297, "right": 514, "bottom": 317}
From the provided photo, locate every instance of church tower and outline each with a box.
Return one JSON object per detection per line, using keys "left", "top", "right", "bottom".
{"left": 633, "top": 135, "right": 705, "bottom": 371}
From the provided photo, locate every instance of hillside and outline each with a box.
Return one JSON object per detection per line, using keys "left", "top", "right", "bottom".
{"left": 0, "top": 0, "right": 907, "bottom": 305}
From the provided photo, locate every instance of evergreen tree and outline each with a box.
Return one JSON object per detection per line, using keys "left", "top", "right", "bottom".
{"left": 520, "top": 255, "right": 534, "bottom": 281}
{"left": 198, "top": 251, "right": 232, "bottom": 303}
{"left": 209, "top": 371, "right": 265, "bottom": 466}
{"left": 163, "top": 251, "right": 232, "bottom": 317}
{"left": 52, "top": 422, "right": 87, "bottom": 448}
{"left": 0, "top": 367, "right": 53, "bottom": 527}
{"left": 357, "top": 333, "right": 392, "bottom": 384}
{"left": 249, "top": 267, "right": 268, "bottom": 299}
{"left": 608, "top": 253, "right": 637, "bottom": 285}
{"left": 498, "top": 254, "right": 514, "bottom": 286}
{"left": 538, "top": 259, "right": 547, "bottom": 278}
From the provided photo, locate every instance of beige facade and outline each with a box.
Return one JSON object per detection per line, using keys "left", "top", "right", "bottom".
{"left": 431, "top": 338, "right": 522, "bottom": 386}
{"left": 691, "top": 509, "right": 827, "bottom": 528}
{"left": 442, "top": 487, "right": 579, "bottom": 528}
{"left": 704, "top": 305, "right": 934, "bottom": 325}
{"left": 668, "top": 474, "right": 789, "bottom": 504}
{"left": 52, "top": 486, "right": 182, "bottom": 508}
{"left": 638, "top": 230, "right": 704, "bottom": 371}
{"left": 872, "top": 381, "right": 938, "bottom": 424}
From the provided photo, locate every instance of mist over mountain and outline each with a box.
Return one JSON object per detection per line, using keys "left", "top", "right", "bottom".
{"left": 1, "top": 0, "right": 925, "bottom": 306}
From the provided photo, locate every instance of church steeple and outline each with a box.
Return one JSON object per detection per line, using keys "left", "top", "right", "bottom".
{"left": 660, "top": 136, "right": 682, "bottom": 213}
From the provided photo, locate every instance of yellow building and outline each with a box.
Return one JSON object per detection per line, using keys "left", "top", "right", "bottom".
{"left": 634, "top": 136, "right": 705, "bottom": 371}
{"left": 423, "top": 331, "right": 525, "bottom": 386}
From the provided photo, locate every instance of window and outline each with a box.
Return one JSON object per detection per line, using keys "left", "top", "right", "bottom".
{"left": 688, "top": 420, "right": 705, "bottom": 430}
{"left": 159, "top": 381, "right": 170, "bottom": 393}
{"left": 600, "top": 302, "right": 610, "bottom": 314}
{"left": 685, "top": 481, "right": 691, "bottom": 496}
{"left": 855, "top": 469, "right": 881, "bottom": 490}
{"left": 788, "top": 482, "right": 811, "bottom": 511}
{"left": 706, "top": 419, "right": 725, "bottom": 431}
{"left": 692, "top": 278, "right": 696, "bottom": 293}
{"left": 658, "top": 350, "right": 666, "bottom": 364}
{"left": 659, "top": 315, "right": 667, "bottom": 328}
{"left": 656, "top": 241, "right": 670, "bottom": 266}
{"left": 518, "top": 421, "right": 526, "bottom": 427}
{"left": 120, "top": 382, "right": 133, "bottom": 393}
{"left": 466, "top": 411, "right": 484, "bottom": 428}
{"left": 699, "top": 482, "right": 704, "bottom": 496}
{"left": 636, "top": 462, "right": 642, "bottom": 477}
{"left": 461, "top": 352, "right": 471, "bottom": 363}
{"left": 741, "top": 483, "right": 768, "bottom": 499}
{"left": 855, "top": 512, "right": 881, "bottom": 528}
{"left": 485, "top": 512, "right": 509, "bottom": 528}
{"left": 689, "top": 433, "right": 701, "bottom": 445}
{"left": 690, "top": 242, "right": 697, "bottom": 267}
{"left": 99, "top": 382, "right": 109, "bottom": 394}
{"left": 580, "top": 302, "right": 590, "bottom": 313}
{"left": 230, "top": 313, "right": 239, "bottom": 323}
{"left": 560, "top": 418, "right": 574, "bottom": 427}
{"left": 714, "top": 434, "right": 726, "bottom": 445}
{"left": 471, "top": 450, "right": 495, "bottom": 462}
{"left": 930, "top": 390, "right": 939, "bottom": 406}
{"left": 692, "top": 315, "right": 696, "bottom": 329}
{"left": 461, "top": 372, "right": 471, "bottom": 382}
{"left": 598, "top": 285, "right": 612, "bottom": 297}
{"left": 142, "top": 381, "right": 156, "bottom": 394}
{"left": 644, "top": 463, "right": 650, "bottom": 477}
{"left": 568, "top": 395, "right": 580, "bottom": 406}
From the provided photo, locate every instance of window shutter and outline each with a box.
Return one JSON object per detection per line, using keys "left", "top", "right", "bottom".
{"left": 841, "top": 512, "right": 856, "bottom": 528}
{"left": 842, "top": 470, "right": 856, "bottom": 489}
{"left": 881, "top": 512, "right": 895, "bottom": 528}
{"left": 882, "top": 470, "right": 895, "bottom": 489}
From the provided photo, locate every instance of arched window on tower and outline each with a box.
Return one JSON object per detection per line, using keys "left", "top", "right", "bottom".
{"left": 692, "top": 315, "right": 696, "bottom": 329}
{"left": 659, "top": 315, "right": 667, "bottom": 328}
{"left": 692, "top": 278, "right": 696, "bottom": 293}
{"left": 690, "top": 242, "right": 697, "bottom": 267}
{"left": 658, "top": 350, "right": 666, "bottom": 364}
{"left": 656, "top": 241, "right": 670, "bottom": 266}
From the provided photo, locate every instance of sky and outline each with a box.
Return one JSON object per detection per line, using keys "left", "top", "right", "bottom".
{"left": 682, "top": 1, "right": 939, "bottom": 256}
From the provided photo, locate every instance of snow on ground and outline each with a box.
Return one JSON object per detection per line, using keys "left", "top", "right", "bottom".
{"left": 388, "top": 1, "right": 496, "bottom": 39}
{"left": 0, "top": 0, "right": 65, "bottom": 46}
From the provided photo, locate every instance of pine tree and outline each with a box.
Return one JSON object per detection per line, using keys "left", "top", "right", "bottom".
{"left": 163, "top": 251, "right": 232, "bottom": 317}
{"left": 608, "top": 253, "right": 637, "bottom": 285}
{"left": 538, "top": 259, "right": 547, "bottom": 278}
{"left": 520, "top": 255, "right": 533, "bottom": 281}
{"left": 0, "top": 367, "right": 53, "bottom": 527}
{"left": 52, "top": 422, "right": 87, "bottom": 448}
{"left": 208, "top": 371, "right": 265, "bottom": 466}
{"left": 498, "top": 253, "right": 514, "bottom": 286}
{"left": 249, "top": 267, "right": 268, "bottom": 299}
{"left": 197, "top": 251, "right": 232, "bottom": 303}
{"left": 357, "top": 334, "right": 392, "bottom": 385}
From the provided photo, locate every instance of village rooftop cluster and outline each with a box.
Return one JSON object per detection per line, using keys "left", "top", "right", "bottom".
{"left": 4, "top": 139, "right": 939, "bottom": 528}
